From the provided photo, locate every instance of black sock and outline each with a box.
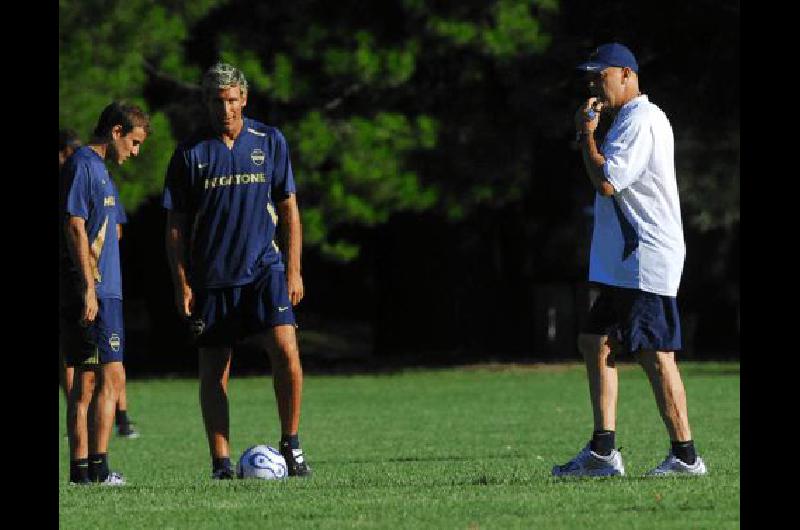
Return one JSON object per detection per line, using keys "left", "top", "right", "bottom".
{"left": 115, "top": 409, "right": 129, "bottom": 426}
{"left": 590, "top": 430, "right": 615, "bottom": 456}
{"left": 671, "top": 440, "right": 697, "bottom": 465}
{"left": 280, "top": 434, "right": 299, "bottom": 450}
{"left": 88, "top": 453, "right": 109, "bottom": 482}
{"left": 212, "top": 457, "right": 231, "bottom": 472}
{"left": 70, "top": 458, "right": 89, "bottom": 483}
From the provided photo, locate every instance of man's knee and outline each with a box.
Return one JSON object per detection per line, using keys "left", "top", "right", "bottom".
{"left": 636, "top": 350, "right": 675, "bottom": 372}
{"left": 71, "top": 370, "right": 96, "bottom": 402}
{"left": 199, "top": 347, "right": 232, "bottom": 386}
{"left": 100, "top": 362, "right": 125, "bottom": 395}
{"left": 268, "top": 326, "right": 300, "bottom": 363}
{"left": 578, "top": 333, "right": 609, "bottom": 357}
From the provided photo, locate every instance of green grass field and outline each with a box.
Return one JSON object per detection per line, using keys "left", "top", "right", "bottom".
{"left": 59, "top": 362, "right": 739, "bottom": 529}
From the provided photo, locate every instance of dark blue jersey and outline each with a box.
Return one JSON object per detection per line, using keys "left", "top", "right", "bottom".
{"left": 163, "top": 118, "right": 297, "bottom": 289}
{"left": 115, "top": 191, "right": 127, "bottom": 224}
{"left": 59, "top": 146, "right": 125, "bottom": 300}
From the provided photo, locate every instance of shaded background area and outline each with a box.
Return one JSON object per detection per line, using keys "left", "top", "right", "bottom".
{"left": 59, "top": 0, "right": 739, "bottom": 375}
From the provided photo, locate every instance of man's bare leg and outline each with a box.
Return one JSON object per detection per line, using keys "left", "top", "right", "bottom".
{"left": 113, "top": 364, "right": 139, "bottom": 437}
{"left": 65, "top": 366, "right": 75, "bottom": 400}
{"left": 75, "top": 361, "right": 124, "bottom": 483}
{"left": 59, "top": 346, "right": 75, "bottom": 402}
{"left": 94, "top": 362, "right": 124, "bottom": 454}
{"left": 69, "top": 368, "right": 96, "bottom": 461}
{"left": 551, "top": 333, "right": 624, "bottom": 476}
{"left": 117, "top": 367, "right": 128, "bottom": 412}
{"left": 265, "top": 325, "right": 303, "bottom": 436}
{"left": 637, "top": 351, "right": 692, "bottom": 441}
{"left": 578, "top": 333, "right": 618, "bottom": 432}
{"left": 637, "top": 350, "right": 706, "bottom": 474}
{"left": 263, "top": 325, "right": 310, "bottom": 476}
{"left": 67, "top": 367, "right": 96, "bottom": 483}
{"left": 198, "top": 346, "right": 233, "bottom": 460}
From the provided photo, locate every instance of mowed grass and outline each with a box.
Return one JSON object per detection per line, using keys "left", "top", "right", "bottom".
{"left": 59, "top": 362, "right": 739, "bottom": 529}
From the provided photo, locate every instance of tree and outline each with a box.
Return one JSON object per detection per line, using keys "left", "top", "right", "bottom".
{"left": 59, "top": 0, "right": 225, "bottom": 210}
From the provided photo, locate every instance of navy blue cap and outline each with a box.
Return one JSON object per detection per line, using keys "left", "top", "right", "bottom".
{"left": 577, "top": 43, "right": 638, "bottom": 73}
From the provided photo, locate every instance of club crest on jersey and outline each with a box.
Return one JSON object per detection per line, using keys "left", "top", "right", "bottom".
{"left": 109, "top": 334, "right": 121, "bottom": 352}
{"left": 251, "top": 148, "right": 265, "bottom": 166}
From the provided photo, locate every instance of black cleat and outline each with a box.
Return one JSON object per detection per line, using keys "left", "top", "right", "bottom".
{"left": 280, "top": 442, "right": 312, "bottom": 477}
{"left": 212, "top": 467, "right": 235, "bottom": 480}
{"left": 117, "top": 422, "right": 140, "bottom": 439}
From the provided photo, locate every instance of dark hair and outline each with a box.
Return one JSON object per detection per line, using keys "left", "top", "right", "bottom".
{"left": 58, "top": 128, "right": 81, "bottom": 151}
{"left": 92, "top": 101, "right": 151, "bottom": 139}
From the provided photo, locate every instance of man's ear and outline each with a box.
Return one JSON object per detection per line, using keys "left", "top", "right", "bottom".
{"left": 111, "top": 124, "right": 123, "bottom": 140}
{"left": 621, "top": 67, "right": 635, "bottom": 84}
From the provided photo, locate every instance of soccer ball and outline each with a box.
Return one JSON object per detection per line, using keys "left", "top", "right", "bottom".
{"left": 237, "top": 445, "right": 288, "bottom": 480}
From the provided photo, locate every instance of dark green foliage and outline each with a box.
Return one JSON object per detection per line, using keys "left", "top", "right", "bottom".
{"left": 61, "top": 0, "right": 739, "bottom": 355}
{"left": 60, "top": 0, "right": 566, "bottom": 260}
{"left": 59, "top": 0, "right": 227, "bottom": 211}
{"left": 60, "top": 0, "right": 738, "bottom": 261}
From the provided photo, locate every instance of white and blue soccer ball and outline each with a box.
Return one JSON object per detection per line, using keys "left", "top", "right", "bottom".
{"left": 237, "top": 445, "right": 288, "bottom": 480}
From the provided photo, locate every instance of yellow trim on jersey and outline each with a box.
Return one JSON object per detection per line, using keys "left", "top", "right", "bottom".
{"left": 89, "top": 216, "right": 108, "bottom": 282}
{"left": 266, "top": 203, "right": 278, "bottom": 225}
{"left": 267, "top": 203, "right": 280, "bottom": 253}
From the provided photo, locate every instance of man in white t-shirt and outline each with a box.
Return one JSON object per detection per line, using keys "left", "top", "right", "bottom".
{"left": 552, "top": 43, "right": 707, "bottom": 477}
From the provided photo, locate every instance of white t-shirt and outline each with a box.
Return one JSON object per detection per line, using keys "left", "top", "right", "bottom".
{"left": 589, "top": 95, "right": 685, "bottom": 296}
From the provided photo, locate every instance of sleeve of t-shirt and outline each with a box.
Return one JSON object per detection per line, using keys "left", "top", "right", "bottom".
{"left": 112, "top": 180, "right": 127, "bottom": 224}
{"left": 602, "top": 113, "right": 653, "bottom": 192}
{"left": 64, "top": 161, "right": 93, "bottom": 220}
{"left": 271, "top": 129, "right": 297, "bottom": 201}
{"left": 163, "top": 147, "right": 189, "bottom": 212}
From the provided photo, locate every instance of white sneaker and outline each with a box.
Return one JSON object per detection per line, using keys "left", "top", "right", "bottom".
{"left": 645, "top": 452, "right": 707, "bottom": 476}
{"left": 99, "top": 471, "right": 127, "bottom": 486}
{"left": 552, "top": 443, "right": 625, "bottom": 477}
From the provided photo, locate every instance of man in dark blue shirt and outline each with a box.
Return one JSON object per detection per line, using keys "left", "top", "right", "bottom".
{"left": 60, "top": 103, "right": 150, "bottom": 485}
{"left": 59, "top": 128, "right": 141, "bottom": 441}
{"left": 164, "top": 62, "right": 311, "bottom": 479}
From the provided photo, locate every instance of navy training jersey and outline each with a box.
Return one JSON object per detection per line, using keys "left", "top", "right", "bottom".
{"left": 162, "top": 118, "right": 297, "bottom": 289}
{"left": 59, "top": 146, "right": 125, "bottom": 300}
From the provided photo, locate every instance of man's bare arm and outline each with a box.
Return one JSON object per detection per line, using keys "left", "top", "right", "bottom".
{"left": 276, "top": 194, "right": 304, "bottom": 306}
{"left": 165, "top": 210, "right": 193, "bottom": 316}
{"left": 580, "top": 134, "right": 616, "bottom": 197}
{"left": 575, "top": 98, "right": 616, "bottom": 197}
{"left": 64, "top": 216, "right": 98, "bottom": 325}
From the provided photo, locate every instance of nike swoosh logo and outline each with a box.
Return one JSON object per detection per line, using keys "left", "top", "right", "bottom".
{"left": 278, "top": 307, "right": 289, "bottom": 312}
{"left": 198, "top": 163, "right": 208, "bottom": 169}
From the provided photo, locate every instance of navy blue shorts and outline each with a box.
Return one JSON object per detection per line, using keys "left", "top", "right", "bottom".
{"left": 59, "top": 298, "right": 125, "bottom": 366}
{"left": 582, "top": 285, "right": 682, "bottom": 353}
{"left": 193, "top": 268, "right": 296, "bottom": 347}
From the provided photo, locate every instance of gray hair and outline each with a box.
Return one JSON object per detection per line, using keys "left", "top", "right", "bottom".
{"left": 201, "top": 62, "right": 248, "bottom": 96}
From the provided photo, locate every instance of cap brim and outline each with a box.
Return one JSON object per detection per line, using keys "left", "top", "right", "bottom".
{"left": 576, "top": 61, "right": 608, "bottom": 72}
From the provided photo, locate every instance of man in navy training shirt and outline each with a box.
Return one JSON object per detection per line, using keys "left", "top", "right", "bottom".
{"left": 163, "top": 62, "right": 311, "bottom": 479}
{"left": 60, "top": 103, "right": 149, "bottom": 485}
{"left": 59, "top": 128, "right": 141, "bottom": 440}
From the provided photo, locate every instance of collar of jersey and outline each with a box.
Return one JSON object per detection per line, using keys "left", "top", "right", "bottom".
{"left": 212, "top": 117, "right": 252, "bottom": 148}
